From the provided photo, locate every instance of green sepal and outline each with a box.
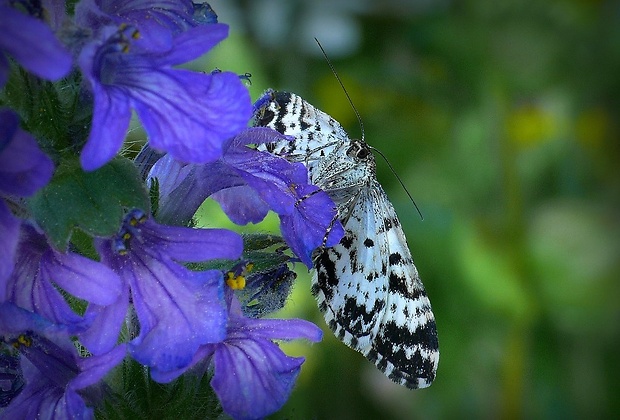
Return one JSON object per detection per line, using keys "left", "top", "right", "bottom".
{"left": 27, "top": 157, "right": 150, "bottom": 250}
{"left": 189, "top": 234, "right": 289, "bottom": 273}
{"left": 242, "top": 233, "right": 286, "bottom": 251}
{"left": 96, "top": 357, "right": 222, "bottom": 419}
{"left": 0, "top": 65, "right": 87, "bottom": 154}
{"left": 243, "top": 250, "right": 291, "bottom": 274}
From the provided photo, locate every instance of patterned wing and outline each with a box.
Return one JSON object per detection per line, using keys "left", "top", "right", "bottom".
{"left": 254, "top": 90, "right": 347, "bottom": 178}
{"left": 313, "top": 180, "right": 438, "bottom": 389}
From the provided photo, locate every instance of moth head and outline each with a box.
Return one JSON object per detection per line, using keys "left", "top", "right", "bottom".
{"left": 347, "top": 140, "right": 372, "bottom": 162}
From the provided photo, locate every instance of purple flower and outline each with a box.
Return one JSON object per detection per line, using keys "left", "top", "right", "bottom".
{"left": 153, "top": 291, "right": 323, "bottom": 420}
{"left": 0, "top": 302, "right": 126, "bottom": 419}
{"left": 148, "top": 128, "right": 305, "bottom": 224}
{"left": 78, "top": 21, "right": 252, "bottom": 171}
{"left": 149, "top": 127, "right": 307, "bottom": 224}
{"left": 81, "top": 210, "right": 243, "bottom": 376}
{"left": 0, "top": 110, "right": 76, "bottom": 328}
{"left": 2, "top": 224, "right": 123, "bottom": 331}
{"left": 216, "top": 129, "right": 344, "bottom": 265}
{"left": 0, "top": 108, "right": 55, "bottom": 311}
{"left": 148, "top": 127, "right": 344, "bottom": 266}
{"left": 75, "top": 0, "right": 209, "bottom": 51}
{"left": 208, "top": 128, "right": 311, "bottom": 222}
{"left": 0, "top": 2, "right": 72, "bottom": 87}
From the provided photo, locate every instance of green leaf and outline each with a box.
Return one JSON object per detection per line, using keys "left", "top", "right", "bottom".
{"left": 28, "top": 157, "right": 150, "bottom": 250}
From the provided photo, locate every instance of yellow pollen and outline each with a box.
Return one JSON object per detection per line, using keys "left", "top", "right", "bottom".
{"left": 13, "top": 334, "right": 32, "bottom": 348}
{"left": 226, "top": 272, "right": 246, "bottom": 290}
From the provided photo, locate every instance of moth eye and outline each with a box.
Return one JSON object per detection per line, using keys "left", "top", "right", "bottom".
{"left": 356, "top": 147, "right": 369, "bottom": 160}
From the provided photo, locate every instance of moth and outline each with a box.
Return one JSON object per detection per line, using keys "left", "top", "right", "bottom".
{"left": 253, "top": 90, "right": 438, "bottom": 389}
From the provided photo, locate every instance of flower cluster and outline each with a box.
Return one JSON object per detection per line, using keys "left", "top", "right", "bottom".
{"left": 0, "top": 1, "right": 342, "bottom": 419}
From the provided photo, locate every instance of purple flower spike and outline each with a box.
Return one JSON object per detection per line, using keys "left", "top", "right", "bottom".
{"left": 0, "top": 4, "right": 72, "bottom": 87}
{"left": 2, "top": 224, "right": 123, "bottom": 331}
{"left": 78, "top": 23, "right": 252, "bottom": 171}
{"left": 85, "top": 210, "right": 243, "bottom": 376}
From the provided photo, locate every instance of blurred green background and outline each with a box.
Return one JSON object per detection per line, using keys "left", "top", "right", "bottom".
{"left": 203, "top": 1, "right": 620, "bottom": 418}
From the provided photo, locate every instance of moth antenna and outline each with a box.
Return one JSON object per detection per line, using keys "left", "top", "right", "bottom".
{"left": 370, "top": 146, "right": 424, "bottom": 221}
{"left": 315, "top": 38, "right": 424, "bottom": 221}
{"left": 314, "top": 38, "right": 365, "bottom": 142}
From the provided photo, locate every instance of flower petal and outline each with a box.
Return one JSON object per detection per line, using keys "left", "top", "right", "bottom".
{"left": 231, "top": 317, "right": 323, "bottom": 343}
{"left": 0, "top": 358, "right": 91, "bottom": 420}
{"left": 7, "top": 227, "right": 88, "bottom": 329}
{"left": 110, "top": 251, "right": 227, "bottom": 372}
{"left": 0, "top": 109, "right": 54, "bottom": 196}
{"left": 0, "top": 302, "right": 59, "bottom": 334}
{"left": 155, "top": 23, "right": 229, "bottom": 65}
{"left": 79, "top": 286, "right": 130, "bottom": 355}
{"left": 0, "top": 201, "right": 19, "bottom": 292}
{"left": 135, "top": 70, "right": 251, "bottom": 164}
{"left": 280, "top": 184, "right": 344, "bottom": 267}
{"left": 211, "top": 338, "right": 305, "bottom": 420}
{"left": 42, "top": 250, "right": 122, "bottom": 306}
{"left": 79, "top": 85, "right": 131, "bottom": 171}
{"left": 211, "top": 185, "right": 270, "bottom": 224}
{"left": 142, "top": 220, "right": 243, "bottom": 262}
{"left": 72, "top": 344, "right": 127, "bottom": 390}
{"left": 0, "top": 6, "right": 72, "bottom": 85}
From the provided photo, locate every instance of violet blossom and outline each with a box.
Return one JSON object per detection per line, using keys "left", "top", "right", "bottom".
{"left": 2, "top": 224, "right": 122, "bottom": 331}
{"left": 77, "top": 17, "right": 251, "bottom": 170}
{"left": 80, "top": 209, "right": 243, "bottom": 376}
{"left": 152, "top": 290, "right": 323, "bottom": 420}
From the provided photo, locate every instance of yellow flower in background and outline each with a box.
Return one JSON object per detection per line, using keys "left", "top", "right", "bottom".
{"left": 506, "top": 104, "right": 558, "bottom": 148}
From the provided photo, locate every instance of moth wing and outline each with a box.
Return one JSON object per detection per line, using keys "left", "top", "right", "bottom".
{"left": 314, "top": 183, "right": 438, "bottom": 389}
